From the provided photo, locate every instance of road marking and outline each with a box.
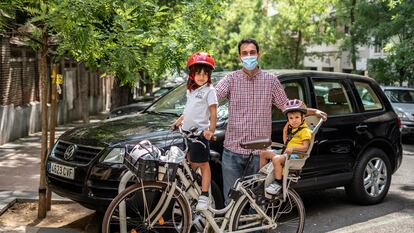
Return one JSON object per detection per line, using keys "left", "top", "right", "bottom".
{"left": 327, "top": 212, "right": 414, "bottom": 233}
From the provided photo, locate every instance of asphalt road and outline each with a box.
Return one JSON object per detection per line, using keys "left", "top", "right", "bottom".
{"left": 302, "top": 141, "right": 414, "bottom": 233}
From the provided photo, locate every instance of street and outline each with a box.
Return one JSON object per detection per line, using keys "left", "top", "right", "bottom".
{"left": 1, "top": 124, "right": 413, "bottom": 232}
{"left": 303, "top": 141, "right": 414, "bottom": 233}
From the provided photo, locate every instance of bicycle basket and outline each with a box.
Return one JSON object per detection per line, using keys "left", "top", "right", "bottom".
{"left": 124, "top": 140, "right": 161, "bottom": 181}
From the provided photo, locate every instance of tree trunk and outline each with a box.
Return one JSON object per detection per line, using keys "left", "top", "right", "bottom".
{"left": 110, "top": 79, "right": 132, "bottom": 110}
{"left": 139, "top": 79, "right": 145, "bottom": 96}
{"left": 46, "top": 64, "right": 58, "bottom": 211}
{"left": 350, "top": 0, "right": 357, "bottom": 71}
{"left": 38, "top": 31, "right": 49, "bottom": 219}
{"left": 294, "top": 30, "right": 302, "bottom": 68}
{"left": 80, "top": 63, "right": 89, "bottom": 123}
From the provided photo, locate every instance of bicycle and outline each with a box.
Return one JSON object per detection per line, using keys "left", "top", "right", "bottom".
{"left": 102, "top": 126, "right": 222, "bottom": 233}
{"left": 102, "top": 115, "right": 323, "bottom": 233}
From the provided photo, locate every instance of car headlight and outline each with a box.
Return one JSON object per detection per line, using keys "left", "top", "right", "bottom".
{"left": 395, "top": 108, "right": 410, "bottom": 121}
{"left": 101, "top": 148, "right": 125, "bottom": 163}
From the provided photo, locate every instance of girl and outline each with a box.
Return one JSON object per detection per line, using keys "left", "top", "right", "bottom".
{"left": 172, "top": 52, "right": 217, "bottom": 211}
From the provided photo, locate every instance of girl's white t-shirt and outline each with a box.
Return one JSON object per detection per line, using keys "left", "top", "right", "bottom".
{"left": 182, "top": 85, "right": 218, "bottom": 131}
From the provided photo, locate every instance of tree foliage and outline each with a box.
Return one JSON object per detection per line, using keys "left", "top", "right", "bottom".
{"left": 336, "top": 0, "right": 414, "bottom": 84}
{"left": 211, "top": 0, "right": 337, "bottom": 70}
{"left": 51, "top": 0, "right": 223, "bottom": 86}
{"left": 1, "top": 0, "right": 224, "bottom": 86}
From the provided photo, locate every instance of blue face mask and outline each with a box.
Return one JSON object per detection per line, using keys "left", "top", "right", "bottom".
{"left": 241, "top": 56, "right": 258, "bottom": 71}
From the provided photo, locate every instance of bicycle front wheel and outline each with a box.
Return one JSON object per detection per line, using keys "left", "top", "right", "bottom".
{"left": 102, "top": 181, "right": 191, "bottom": 233}
{"left": 230, "top": 188, "right": 305, "bottom": 233}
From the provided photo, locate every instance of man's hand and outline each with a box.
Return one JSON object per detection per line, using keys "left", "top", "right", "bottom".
{"left": 203, "top": 130, "right": 214, "bottom": 140}
{"left": 315, "top": 110, "right": 328, "bottom": 121}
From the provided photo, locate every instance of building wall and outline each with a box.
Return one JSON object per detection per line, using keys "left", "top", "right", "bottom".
{"left": 0, "top": 36, "right": 113, "bottom": 145}
{"left": 304, "top": 40, "right": 386, "bottom": 74}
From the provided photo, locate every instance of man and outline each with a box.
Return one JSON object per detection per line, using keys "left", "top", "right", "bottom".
{"left": 215, "top": 38, "right": 327, "bottom": 203}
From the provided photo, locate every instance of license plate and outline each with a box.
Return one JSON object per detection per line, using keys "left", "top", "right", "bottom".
{"left": 48, "top": 162, "right": 75, "bottom": 180}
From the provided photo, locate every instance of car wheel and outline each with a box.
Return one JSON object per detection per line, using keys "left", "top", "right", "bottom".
{"left": 345, "top": 148, "right": 391, "bottom": 205}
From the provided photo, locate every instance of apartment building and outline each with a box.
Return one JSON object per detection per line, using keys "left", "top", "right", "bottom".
{"left": 304, "top": 41, "right": 386, "bottom": 75}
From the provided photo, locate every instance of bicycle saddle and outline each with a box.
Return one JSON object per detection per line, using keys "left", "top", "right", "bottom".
{"left": 240, "top": 137, "right": 272, "bottom": 150}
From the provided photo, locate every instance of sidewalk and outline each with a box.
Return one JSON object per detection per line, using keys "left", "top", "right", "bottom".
{"left": 0, "top": 113, "right": 108, "bottom": 232}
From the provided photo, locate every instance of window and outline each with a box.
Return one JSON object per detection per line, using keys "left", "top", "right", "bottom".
{"left": 272, "top": 80, "right": 308, "bottom": 121}
{"left": 374, "top": 39, "right": 383, "bottom": 53}
{"left": 384, "top": 89, "right": 414, "bottom": 104}
{"left": 354, "top": 82, "right": 383, "bottom": 111}
{"left": 313, "top": 80, "right": 353, "bottom": 115}
{"left": 322, "top": 67, "right": 334, "bottom": 72}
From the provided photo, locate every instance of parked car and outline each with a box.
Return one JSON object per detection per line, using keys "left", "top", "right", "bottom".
{"left": 382, "top": 86, "right": 414, "bottom": 138}
{"left": 108, "top": 86, "right": 176, "bottom": 118}
{"left": 46, "top": 70, "right": 402, "bottom": 212}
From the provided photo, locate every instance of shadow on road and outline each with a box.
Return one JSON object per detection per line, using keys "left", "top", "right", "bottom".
{"left": 301, "top": 188, "right": 414, "bottom": 233}
{"left": 402, "top": 136, "right": 414, "bottom": 145}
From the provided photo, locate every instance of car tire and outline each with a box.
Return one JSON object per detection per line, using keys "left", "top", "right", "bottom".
{"left": 345, "top": 148, "right": 391, "bottom": 205}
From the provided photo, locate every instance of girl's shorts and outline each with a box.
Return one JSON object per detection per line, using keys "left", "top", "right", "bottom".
{"left": 189, "top": 136, "right": 210, "bottom": 163}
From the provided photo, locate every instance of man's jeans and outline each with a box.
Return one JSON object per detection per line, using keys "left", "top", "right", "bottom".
{"left": 222, "top": 148, "right": 260, "bottom": 204}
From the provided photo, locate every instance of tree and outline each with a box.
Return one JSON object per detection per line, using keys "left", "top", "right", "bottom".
{"left": 336, "top": 0, "right": 414, "bottom": 83}
{"left": 52, "top": 0, "right": 224, "bottom": 108}
{"left": 0, "top": 0, "right": 61, "bottom": 218}
{"left": 1, "top": 0, "right": 225, "bottom": 218}
{"left": 211, "top": 0, "right": 337, "bottom": 70}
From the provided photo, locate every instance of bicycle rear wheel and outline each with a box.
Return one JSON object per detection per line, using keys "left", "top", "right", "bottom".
{"left": 230, "top": 188, "right": 305, "bottom": 233}
{"left": 102, "top": 181, "right": 191, "bottom": 233}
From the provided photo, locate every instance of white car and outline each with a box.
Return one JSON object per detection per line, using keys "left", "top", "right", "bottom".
{"left": 382, "top": 86, "right": 414, "bottom": 137}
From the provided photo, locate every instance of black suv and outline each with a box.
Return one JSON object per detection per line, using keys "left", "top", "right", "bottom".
{"left": 46, "top": 70, "right": 402, "bottom": 211}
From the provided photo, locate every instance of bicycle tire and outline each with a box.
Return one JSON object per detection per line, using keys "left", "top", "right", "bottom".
{"left": 102, "top": 181, "right": 191, "bottom": 233}
{"left": 229, "top": 188, "right": 305, "bottom": 233}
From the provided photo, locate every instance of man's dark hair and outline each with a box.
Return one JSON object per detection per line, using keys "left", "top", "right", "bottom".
{"left": 238, "top": 38, "right": 260, "bottom": 55}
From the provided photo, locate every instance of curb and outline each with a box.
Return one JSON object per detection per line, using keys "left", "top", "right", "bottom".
{"left": 0, "top": 196, "right": 17, "bottom": 216}
{"left": 403, "top": 150, "right": 414, "bottom": 156}
{"left": 26, "top": 227, "right": 82, "bottom": 233}
{"left": 0, "top": 191, "right": 71, "bottom": 215}
{"left": 0, "top": 195, "right": 99, "bottom": 233}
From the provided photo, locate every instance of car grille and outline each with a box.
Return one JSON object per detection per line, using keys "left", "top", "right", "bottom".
{"left": 54, "top": 140, "right": 103, "bottom": 164}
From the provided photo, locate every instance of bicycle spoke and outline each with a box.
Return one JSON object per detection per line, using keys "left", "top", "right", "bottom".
{"left": 102, "top": 182, "right": 191, "bottom": 233}
{"left": 230, "top": 188, "right": 305, "bottom": 233}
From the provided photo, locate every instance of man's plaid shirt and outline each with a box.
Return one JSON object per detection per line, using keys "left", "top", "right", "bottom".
{"left": 216, "top": 69, "right": 288, "bottom": 155}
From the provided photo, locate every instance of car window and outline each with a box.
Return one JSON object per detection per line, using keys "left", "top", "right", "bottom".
{"left": 147, "top": 78, "right": 228, "bottom": 121}
{"left": 153, "top": 87, "right": 172, "bottom": 97}
{"left": 272, "top": 80, "right": 308, "bottom": 121}
{"left": 354, "top": 82, "right": 383, "bottom": 111}
{"left": 384, "top": 89, "right": 414, "bottom": 104}
{"left": 312, "top": 80, "right": 353, "bottom": 115}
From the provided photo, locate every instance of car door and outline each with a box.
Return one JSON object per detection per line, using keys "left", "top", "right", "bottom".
{"left": 352, "top": 80, "right": 397, "bottom": 153}
{"left": 305, "top": 75, "right": 362, "bottom": 179}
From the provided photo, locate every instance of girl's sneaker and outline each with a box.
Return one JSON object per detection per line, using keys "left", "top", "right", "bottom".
{"left": 196, "top": 195, "right": 209, "bottom": 211}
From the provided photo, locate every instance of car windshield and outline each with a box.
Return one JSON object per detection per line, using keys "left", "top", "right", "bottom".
{"left": 146, "top": 73, "right": 229, "bottom": 120}
{"left": 153, "top": 87, "right": 173, "bottom": 97}
{"left": 384, "top": 89, "right": 414, "bottom": 104}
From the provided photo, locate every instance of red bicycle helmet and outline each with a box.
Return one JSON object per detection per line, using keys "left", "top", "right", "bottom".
{"left": 283, "top": 99, "right": 307, "bottom": 116}
{"left": 187, "top": 52, "right": 216, "bottom": 70}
